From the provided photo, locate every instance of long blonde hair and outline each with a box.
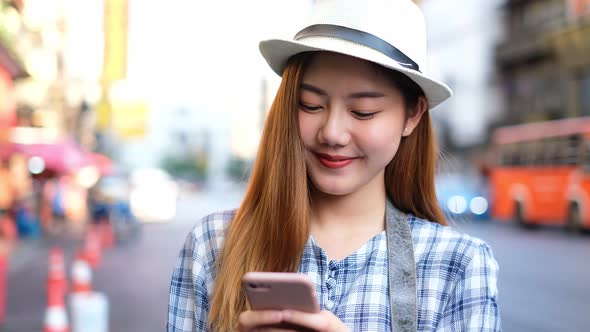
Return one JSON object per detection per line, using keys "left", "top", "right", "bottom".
{"left": 209, "top": 52, "right": 446, "bottom": 330}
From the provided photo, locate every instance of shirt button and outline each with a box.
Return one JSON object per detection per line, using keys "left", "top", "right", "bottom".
{"left": 325, "top": 300, "right": 334, "bottom": 310}
{"left": 326, "top": 277, "right": 336, "bottom": 290}
{"left": 329, "top": 261, "right": 338, "bottom": 271}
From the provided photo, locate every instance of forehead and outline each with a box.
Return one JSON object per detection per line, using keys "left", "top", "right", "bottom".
{"left": 302, "top": 52, "right": 393, "bottom": 88}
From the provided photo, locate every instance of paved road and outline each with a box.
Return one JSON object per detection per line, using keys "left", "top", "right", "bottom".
{"left": 456, "top": 219, "right": 590, "bottom": 332}
{"left": 5, "top": 186, "right": 590, "bottom": 331}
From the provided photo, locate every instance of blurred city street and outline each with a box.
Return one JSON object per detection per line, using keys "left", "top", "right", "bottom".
{"left": 4, "top": 185, "right": 590, "bottom": 331}
{"left": 5, "top": 185, "right": 245, "bottom": 331}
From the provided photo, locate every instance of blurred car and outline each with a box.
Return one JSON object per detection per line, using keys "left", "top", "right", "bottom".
{"left": 91, "top": 173, "right": 140, "bottom": 243}
{"left": 129, "top": 168, "right": 178, "bottom": 223}
{"left": 435, "top": 173, "right": 491, "bottom": 220}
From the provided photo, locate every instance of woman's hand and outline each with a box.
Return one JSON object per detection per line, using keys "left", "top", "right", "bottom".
{"left": 237, "top": 309, "right": 350, "bottom": 332}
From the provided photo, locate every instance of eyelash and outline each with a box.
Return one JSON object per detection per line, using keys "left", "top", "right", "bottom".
{"left": 299, "top": 103, "right": 322, "bottom": 112}
{"left": 351, "top": 111, "right": 378, "bottom": 120}
{"left": 299, "top": 103, "right": 378, "bottom": 120}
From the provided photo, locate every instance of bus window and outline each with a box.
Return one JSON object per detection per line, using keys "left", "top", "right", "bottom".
{"left": 512, "top": 143, "right": 523, "bottom": 166}
{"left": 500, "top": 143, "right": 514, "bottom": 166}
{"left": 535, "top": 139, "right": 554, "bottom": 166}
{"left": 494, "top": 145, "right": 508, "bottom": 166}
{"left": 583, "top": 140, "right": 590, "bottom": 172}
{"left": 547, "top": 137, "right": 563, "bottom": 166}
{"left": 566, "top": 135, "right": 581, "bottom": 165}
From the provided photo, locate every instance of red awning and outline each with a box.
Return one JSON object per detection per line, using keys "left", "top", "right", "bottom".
{"left": 14, "top": 139, "right": 93, "bottom": 174}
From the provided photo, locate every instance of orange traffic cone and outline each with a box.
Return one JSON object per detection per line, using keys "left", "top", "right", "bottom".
{"left": 99, "top": 223, "right": 115, "bottom": 250}
{"left": 47, "top": 247, "right": 68, "bottom": 300}
{"left": 45, "top": 248, "right": 69, "bottom": 332}
{"left": 71, "top": 251, "right": 92, "bottom": 294}
{"left": 82, "top": 227, "right": 102, "bottom": 269}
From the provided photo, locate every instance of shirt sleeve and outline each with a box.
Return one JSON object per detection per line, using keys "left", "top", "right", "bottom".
{"left": 438, "top": 241, "right": 501, "bottom": 331}
{"left": 167, "top": 231, "right": 210, "bottom": 332}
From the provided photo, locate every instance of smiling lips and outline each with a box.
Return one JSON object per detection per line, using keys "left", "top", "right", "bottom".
{"left": 315, "top": 153, "right": 358, "bottom": 169}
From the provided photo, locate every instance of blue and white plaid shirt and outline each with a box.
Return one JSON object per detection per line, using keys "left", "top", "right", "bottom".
{"left": 168, "top": 210, "right": 501, "bottom": 331}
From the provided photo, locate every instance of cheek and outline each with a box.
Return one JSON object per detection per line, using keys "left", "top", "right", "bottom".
{"left": 363, "top": 133, "right": 401, "bottom": 158}
{"left": 360, "top": 121, "right": 403, "bottom": 156}
{"left": 298, "top": 112, "right": 317, "bottom": 144}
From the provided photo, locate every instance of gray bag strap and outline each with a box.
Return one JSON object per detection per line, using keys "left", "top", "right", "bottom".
{"left": 385, "top": 200, "right": 418, "bottom": 332}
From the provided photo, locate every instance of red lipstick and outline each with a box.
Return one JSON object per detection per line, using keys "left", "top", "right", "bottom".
{"left": 315, "top": 153, "right": 356, "bottom": 169}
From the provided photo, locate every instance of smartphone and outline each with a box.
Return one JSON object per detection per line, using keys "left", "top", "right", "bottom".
{"left": 242, "top": 272, "right": 320, "bottom": 313}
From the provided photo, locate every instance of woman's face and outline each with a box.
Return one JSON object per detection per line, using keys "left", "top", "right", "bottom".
{"left": 298, "top": 52, "right": 423, "bottom": 196}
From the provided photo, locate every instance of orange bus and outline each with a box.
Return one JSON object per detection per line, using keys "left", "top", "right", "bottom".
{"left": 488, "top": 117, "right": 590, "bottom": 232}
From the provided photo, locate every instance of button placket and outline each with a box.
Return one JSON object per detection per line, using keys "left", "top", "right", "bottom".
{"left": 326, "top": 260, "right": 340, "bottom": 310}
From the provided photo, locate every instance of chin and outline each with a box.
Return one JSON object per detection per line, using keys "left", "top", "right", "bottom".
{"left": 310, "top": 178, "right": 358, "bottom": 196}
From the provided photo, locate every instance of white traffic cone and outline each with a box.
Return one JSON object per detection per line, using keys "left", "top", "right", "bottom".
{"left": 69, "top": 251, "right": 109, "bottom": 332}
{"left": 71, "top": 252, "right": 92, "bottom": 294}
{"left": 44, "top": 299, "right": 69, "bottom": 332}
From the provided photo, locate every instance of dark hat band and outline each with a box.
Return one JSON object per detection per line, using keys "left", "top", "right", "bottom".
{"left": 294, "top": 24, "right": 420, "bottom": 73}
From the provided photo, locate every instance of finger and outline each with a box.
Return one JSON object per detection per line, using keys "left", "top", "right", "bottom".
{"left": 280, "top": 310, "right": 331, "bottom": 331}
{"left": 237, "top": 310, "right": 283, "bottom": 331}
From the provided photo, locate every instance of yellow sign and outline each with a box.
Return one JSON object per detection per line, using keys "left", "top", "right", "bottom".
{"left": 102, "top": 0, "right": 128, "bottom": 84}
{"left": 111, "top": 99, "right": 148, "bottom": 139}
{"left": 96, "top": 93, "right": 111, "bottom": 130}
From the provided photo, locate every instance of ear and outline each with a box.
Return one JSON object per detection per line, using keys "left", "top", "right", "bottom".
{"left": 402, "top": 96, "right": 428, "bottom": 137}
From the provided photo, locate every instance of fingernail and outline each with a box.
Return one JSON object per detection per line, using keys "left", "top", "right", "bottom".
{"left": 282, "top": 310, "right": 292, "bottom": 319}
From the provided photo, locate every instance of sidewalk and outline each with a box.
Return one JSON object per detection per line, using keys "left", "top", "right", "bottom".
{"left": 8, "top": 229, "right": 84, "bottom": 273}
{"left": 8, "top": 237, "right": 46, "bottom": 275}
{"left": 4, "top": 231, "right": 82, "bottom": 331}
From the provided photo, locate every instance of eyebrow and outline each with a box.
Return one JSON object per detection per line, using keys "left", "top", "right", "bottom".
{"left": 300, "top": 83, "right": 385, "bottom": 99}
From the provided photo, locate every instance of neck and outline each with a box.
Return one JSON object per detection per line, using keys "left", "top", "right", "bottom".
{"left": 310, "top": 178, "right": 387, "bottom": 234}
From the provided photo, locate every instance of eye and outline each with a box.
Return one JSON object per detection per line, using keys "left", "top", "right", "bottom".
{"left": 299, "top": 102, "right": 323, "bottom": 112}
{"left": 351, "top": 111, "right": 378, "bottom": 120}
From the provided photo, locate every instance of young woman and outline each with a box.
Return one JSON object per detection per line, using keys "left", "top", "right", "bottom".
{"left": 168, "top": 1, "right": 500, "bottom": 331}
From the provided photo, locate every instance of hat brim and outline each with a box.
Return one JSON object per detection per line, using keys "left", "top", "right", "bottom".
{"left": 259, "top": 37, "right": 452, "bottom": 110}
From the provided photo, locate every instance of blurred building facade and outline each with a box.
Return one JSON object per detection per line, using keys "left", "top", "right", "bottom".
{"left": 421, "top": 0, "right": 505, "bottom": 151}
{"left": 495, "top": 0, "right": 590, "bottom": 125}
{"left": 0, "top": 19, "right": 28, "bottom": 212}
{"left": 0, "top": 39, "right": 27, "bottom": 144}
{"left": 4, "top": 0, "right": 103, "bottom": 148}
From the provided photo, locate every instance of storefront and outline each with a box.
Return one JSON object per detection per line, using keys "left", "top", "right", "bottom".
{"left": 549, "top": 17, "right": 590, "bottom": 116}
{"left": 0, "top": 39, "right": 27, "bottom": 322}
{"left": 0, "top": 41, "right": 27, "bottom": 212}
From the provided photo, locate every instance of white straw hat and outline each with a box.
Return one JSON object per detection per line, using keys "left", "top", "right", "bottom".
{"left": 259, "top": 0, "right": 452, "bottom": 109}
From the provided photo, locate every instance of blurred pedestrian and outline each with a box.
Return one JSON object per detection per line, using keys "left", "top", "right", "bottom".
{"left": 87, "top": 186, "right": 109, "bottom": 225}
{"left": 0, "top": 159, "right": 16, "bottom": 250}
{"left": 168, "top": 1, "right": 500, "bottom": 331}
{"left": 0, "top": 159, "right": 16, "bottom": 324}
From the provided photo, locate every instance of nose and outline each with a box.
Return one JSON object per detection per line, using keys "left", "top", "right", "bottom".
{"left": 317, "top": 107, "right": 351, "bottom": 147}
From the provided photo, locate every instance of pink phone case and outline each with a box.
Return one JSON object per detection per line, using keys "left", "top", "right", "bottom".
{"left": 242, "top": 272, "right": 320, "bottom": 313}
